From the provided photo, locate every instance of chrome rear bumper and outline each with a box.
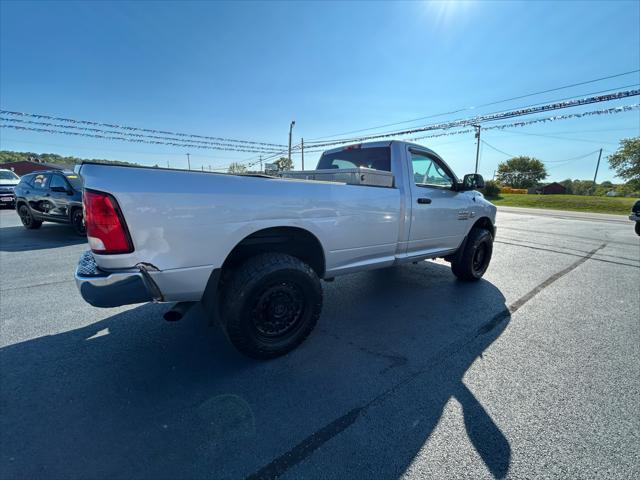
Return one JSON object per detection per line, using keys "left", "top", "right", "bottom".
{"left": 75, "top": 251, "right": 162, "bottom": 308}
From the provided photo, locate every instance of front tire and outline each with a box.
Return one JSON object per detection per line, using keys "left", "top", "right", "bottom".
{"left": 451, "top": 227, "right": 493, "bottom": 281}
{"left": 18, "top": 204, "right": 42, "bottom": 230}
{"left": 71, "top": 208, "right": 86, "bottom": 236}
{"left": 635, "top": 221, "right": 640, "bottom": 236}
{"left": 220, "top": 253, "right": 323, "bottom": 359}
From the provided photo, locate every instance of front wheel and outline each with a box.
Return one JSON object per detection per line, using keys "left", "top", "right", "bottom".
{"left": 635, "top": 221, "right": 640, "bottom": 236}
{"left": 18, "top": 204, "right": 42, "bottom": 230}
{"left": 71, "top": 208, "right": 86, "bottom": 236}
{"left": 220, "top": 253, "right": 323, "bottom": 359}
{"left": 451, "top": 227, "right": 494, "bottom": 281}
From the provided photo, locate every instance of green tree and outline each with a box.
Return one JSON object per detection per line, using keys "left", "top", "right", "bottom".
{"left": 608, "top": 137, "right": 640, "bottom": 184}
{"left": 572, "top": 180, "right": 595, "bottom": 196}
{"left": 275, "top": 156, "right": 293, "bottom": 171}
{"left": 495, "top": 156, "right": 547, "bottom": 188}
{"left": 227, "top": 162, "right": 247, "bottom": 174}
{"left": 559, "top": 178, "right": 574, "bottom": 195}
{"left": 481, "top": 180, "right": 501, "bottom": 197}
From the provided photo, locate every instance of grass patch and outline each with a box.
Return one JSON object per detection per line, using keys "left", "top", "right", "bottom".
{"left": 486, "top": 193, "right": 637, "bottom": 215}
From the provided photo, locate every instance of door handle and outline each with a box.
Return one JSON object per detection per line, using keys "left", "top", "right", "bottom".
{"left": 417, "top": 197, "right": 432, "bottom": 204}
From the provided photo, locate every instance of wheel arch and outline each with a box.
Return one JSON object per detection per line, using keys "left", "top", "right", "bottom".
{"left": 221, "top": 226, "right": 326, "bottom": 278}
{"left": 471, "top": 216, "right": 495, "bottom": 237}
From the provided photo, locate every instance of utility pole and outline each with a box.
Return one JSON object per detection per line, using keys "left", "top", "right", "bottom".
{"left": 186, "top": 153, "right": 191, "bottom": 170}
{"left": 259, "top": 155, "right": 263, "bottom": 172}
{"left": 474, "top": 125, "right": 481, "bottom": 174}
{"left": 301, "top": 137, "right": 305, "bottom": 170}
{"left": 201, "top": 165, "right": 204, "bottom": 171}
{"left": 593, "top": 148, "right": 603, "bottom": 184}
{"left": 288, "top": 120, "right": 296, "bottom": 166}
{"left": 167, "top": 160, "right": 170, "bottom": 168}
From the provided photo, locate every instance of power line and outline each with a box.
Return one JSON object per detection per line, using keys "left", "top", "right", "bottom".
{"left": 481, "top": 140, "right": 515, "bottom": 157}
{"left": 544, "top": 150, "right": 600, "bottom": 163}
{"left": 307, "top": 69, "right": 640, "bottom": 140}
{"left": 496, "top": 129, "right": 619, "bottom": 145}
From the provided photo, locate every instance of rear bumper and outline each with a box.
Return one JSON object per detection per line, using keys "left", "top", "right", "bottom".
{"left": 75, "top": 251, "right": 161, "bottom": 308}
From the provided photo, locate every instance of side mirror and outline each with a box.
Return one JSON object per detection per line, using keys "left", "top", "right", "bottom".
{"left": 461, "top": 173, "right": 485, "bottom": 191}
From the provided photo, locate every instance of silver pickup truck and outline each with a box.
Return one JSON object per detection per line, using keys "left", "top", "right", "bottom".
{"left": 75, "top": 140, "right": 497, "bottom": 358}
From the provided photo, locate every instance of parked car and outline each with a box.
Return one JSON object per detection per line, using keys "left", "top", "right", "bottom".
{"left": 0, "top": 168, "right": 20, "bottom": 208}
{"left": 74, "top": 141, "right": 496, "bottom": 358}
{"left": 630, "top": 200, "right": 640, "bottom": 236}
{"left": 14, "top": 170, "right": 85, "bottom": 235}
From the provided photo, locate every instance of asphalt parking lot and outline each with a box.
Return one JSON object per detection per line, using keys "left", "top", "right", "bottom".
{"left": 1, "top": 206, "right": 638, "bottom": 479}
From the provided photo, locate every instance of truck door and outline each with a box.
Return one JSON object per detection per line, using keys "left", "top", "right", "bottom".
{"left": 406, "top": 148, "right": 473, "bottom": 255}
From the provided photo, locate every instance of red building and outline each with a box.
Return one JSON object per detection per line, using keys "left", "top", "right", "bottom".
{"left": 528, "top": 182, "right": 567, "bottom": 195}
{"left": 1, "top": 161, "right": 71, "bottom": 176}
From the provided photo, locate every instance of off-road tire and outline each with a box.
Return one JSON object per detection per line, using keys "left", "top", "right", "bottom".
{"left": 18, "top": 204, "right": 42, "bottom": 230}
{"left": 451, "top": 227, "right": 493, "bottom": 281}
{"left": 220, "top": 252, "right": 323, "bottom": 359}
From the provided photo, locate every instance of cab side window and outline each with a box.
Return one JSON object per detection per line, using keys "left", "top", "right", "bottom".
{"left": 410, "top": 152, "right": 453, "bottom": 188}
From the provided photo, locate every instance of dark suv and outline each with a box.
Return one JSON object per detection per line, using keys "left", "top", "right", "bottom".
{"left": 14, "top": 170, "right": 86, "bottom": 236}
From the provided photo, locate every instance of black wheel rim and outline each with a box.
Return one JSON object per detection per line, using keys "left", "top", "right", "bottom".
{"left": 20, "top": 206, "right": 32, "bottom": 227}
{"left": 251, "top": 281, "right": 305, "bottom": 339}
{"left": 472, "top": 243, "right": 487, "bottom": 272}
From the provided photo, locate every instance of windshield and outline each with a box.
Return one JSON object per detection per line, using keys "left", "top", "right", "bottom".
{"left": 0, "top": 170, "right": 19, "bottom": 181}
{"left": 64, "top": 173, "right": 83, "bottom": 190}
{"left": 316, "top": 147, "right": 391, "bottom": 171}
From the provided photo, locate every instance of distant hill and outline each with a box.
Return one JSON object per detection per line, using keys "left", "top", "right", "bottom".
{"left": 0, "top": 150, "right": 136, "bottom": 166}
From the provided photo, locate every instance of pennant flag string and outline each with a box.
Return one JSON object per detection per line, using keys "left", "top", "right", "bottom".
{"left": 0, "top": 124, "right": 289, "bottom": 154}
{"left": 0, "top": 110, "right": 286, "bottom": 148}
{"left": 0, "top": 117, "right": 285, "bottom": 153}
{"left": 305, "top": 89, "right": 640, "bottom": 148}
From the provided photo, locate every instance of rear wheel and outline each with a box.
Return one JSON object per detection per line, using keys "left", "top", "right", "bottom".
{"left": 220, "top": 253, "right": 322, "bottom": 359}
{"left": 635, "top": 221, "right": 640, "bottom": 236}
{"left": 18, "top": 204, "right": 42, "bottom": 230}
{"left": 71, "top": 208, "right": 86, "bottom": 236}
{"left": 451, "top": 227, "right": 493, "bottom": 281}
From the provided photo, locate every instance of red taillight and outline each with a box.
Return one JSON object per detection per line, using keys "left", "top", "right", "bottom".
{"left": 83, "top": 189, "right": 133, "bottom": 254}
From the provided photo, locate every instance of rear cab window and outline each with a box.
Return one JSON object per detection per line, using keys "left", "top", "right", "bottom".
{"left": 316, "top": 146, "right": 391, "bottom": 171}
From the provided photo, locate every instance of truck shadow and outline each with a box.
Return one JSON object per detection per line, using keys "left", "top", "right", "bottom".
{"left": 0, "top": 224, "right": 86, "bottom": 252}
{"left": 0, "top": 261, "right": 510, "bottom": 479}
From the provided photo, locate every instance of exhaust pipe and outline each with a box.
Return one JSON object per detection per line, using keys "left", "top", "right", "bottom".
{"left": 164, "top": 301, "right": 196, "bottom": 322}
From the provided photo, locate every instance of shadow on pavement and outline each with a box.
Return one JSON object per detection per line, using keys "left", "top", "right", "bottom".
{"left": 0, "top": 261, "right": 511, "bottom": 479}
{"left": 0, "top": 224, "right": 86, "bottom": 252}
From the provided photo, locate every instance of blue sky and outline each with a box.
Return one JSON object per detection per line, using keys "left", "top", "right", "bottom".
{"left": 1, "top": 0, "right": 639, "bottom": 181}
